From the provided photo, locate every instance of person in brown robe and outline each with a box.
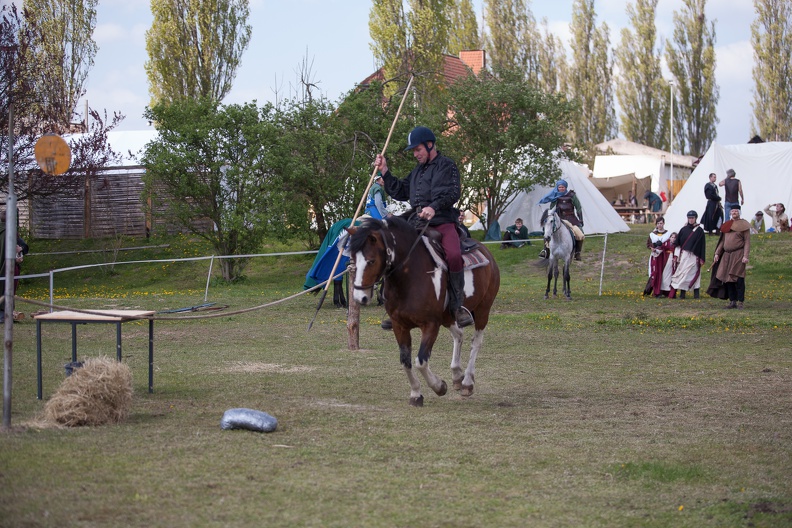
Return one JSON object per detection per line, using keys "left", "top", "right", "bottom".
{"left": 711, "top": 205, "right": 751, "bottom": 309}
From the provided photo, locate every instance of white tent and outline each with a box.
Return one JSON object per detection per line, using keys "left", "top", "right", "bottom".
{"left": 663, "top": 142, "right": 792, "bottom": 232}
{"left": 472, "top": 159, "right": 630, "bottom": 234}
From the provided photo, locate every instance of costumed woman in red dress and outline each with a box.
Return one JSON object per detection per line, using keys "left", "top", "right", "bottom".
{"left": 645, "top": 216, "right": 673, "bottom": 297}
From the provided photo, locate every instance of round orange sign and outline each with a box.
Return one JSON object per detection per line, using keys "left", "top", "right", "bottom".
{"left": 34, "top": 133, "right": 72, "bottom": 175}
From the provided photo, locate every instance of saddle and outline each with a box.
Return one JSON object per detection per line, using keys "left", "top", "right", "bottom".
{"left": 398, "top": 208, "right": 487, "bottom": 271}
{"left": 421, "top": 232, "right": 490, "bottom": 272}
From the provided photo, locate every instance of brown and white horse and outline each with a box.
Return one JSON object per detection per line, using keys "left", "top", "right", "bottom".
{"left": 348, "top": 217, "right": 500, "bottom": 407}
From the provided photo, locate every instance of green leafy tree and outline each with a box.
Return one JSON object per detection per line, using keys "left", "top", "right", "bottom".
{"left": 614, "top": 0, "right": 669, "bottom": 149}
{"left": 751, "top": 0, "right": 792, "bottom": 141}
{"left": 482, "top": 0, "right": 539, "bottom": 78}
{"left": 141, "top": 98, "right": 278, "bottom": 281}
{"left": 447, "top": 0, "right": 480, "bottom": 55}
{"left": 270, "top": 74, "right": 418, "bottom": 246}
{"left": 568, "top": 0, "right": 617, "bottom": 145}
{"left": 442, "top": 69, "right": 578, "bottom": 229}
{"left": 145, "top": 0, "right": 252, "bottom": 105}
{"left": 369, "top": 0, "right": 451, "bottom": 108}
{"left": 665, "top": 0, "right": 719, "bottom": 156}
{"left": 19, "top": 0, "right": 98, "bottom": 133}
{"left": 536, "top": 18, "right": 567, "bottom": 94}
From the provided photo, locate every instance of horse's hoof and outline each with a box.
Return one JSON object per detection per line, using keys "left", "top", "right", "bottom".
{"left": 409, "top": 395, "right": 424, "bottom": 407}
{"left": 452, "top": 378, "right": 463, "bottom": 391}
{"left": 435, "top": 380, "right": 447, "bottom": 396}
{"left": 461, "top": 385, "right": 474, "bottom": 397}
{"left": 543, "top": 294, "right": 549, "bottom": 300}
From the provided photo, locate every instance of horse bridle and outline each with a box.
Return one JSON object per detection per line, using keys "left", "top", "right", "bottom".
{"left": 545, "top": 210, "right": 561, "bottom": 236}
{"left": 352, "top": 220, "right": 429, "bottom": 292}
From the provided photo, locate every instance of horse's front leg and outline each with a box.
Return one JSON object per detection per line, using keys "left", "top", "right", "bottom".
{"left": 415, "top": 323, "right": 447, "bottom": 399}
{"left": 394, "top": 326, "right": 423, "bottom": 407}
{"left": 544, "top": 263, "right": 553, "bottom": 300}
{"left": 564, "top": 261, "right": 572, "bottom": 300}
{"left": 449, "top": 324, "right": 464, "bottom": 389}
{"left": 553, "top": 261, "right": 560, "bottom": 298}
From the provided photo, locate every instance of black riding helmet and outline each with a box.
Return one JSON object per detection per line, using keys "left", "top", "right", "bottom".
{"left": 687, "top": 210, "right": 698, "bottom": 218}
{"left": 404, "top": 126, "right": 436, "bottom": 152}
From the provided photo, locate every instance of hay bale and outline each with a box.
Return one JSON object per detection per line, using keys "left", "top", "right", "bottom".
{"left": 43, "top": 356, "right": 133, "bottom": 427}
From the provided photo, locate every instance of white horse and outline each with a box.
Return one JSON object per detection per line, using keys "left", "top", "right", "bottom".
{"left": 540, "top": 207, "right": 574, "bottom": 300}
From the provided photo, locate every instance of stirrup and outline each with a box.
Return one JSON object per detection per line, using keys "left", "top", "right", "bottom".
{"left": 454, "top": 307, "right": 474, "bottom": 328}
{"left": 538, "top": 248, "right": 548, "bottom": 259}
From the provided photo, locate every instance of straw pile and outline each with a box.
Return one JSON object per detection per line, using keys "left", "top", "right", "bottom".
{"left": 43, "top": 356, "right": 133, "bottom": 427}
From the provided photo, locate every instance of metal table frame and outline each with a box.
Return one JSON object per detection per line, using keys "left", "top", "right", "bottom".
{"left": 34, "top": 310, "right": 155, "bottom": 399}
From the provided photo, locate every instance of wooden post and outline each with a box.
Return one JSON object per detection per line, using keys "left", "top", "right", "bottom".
{"left": 346, "top": 262, "right": 360, "bottom": 350}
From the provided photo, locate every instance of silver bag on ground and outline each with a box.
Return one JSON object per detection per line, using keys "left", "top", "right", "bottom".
{"left": 220, "top": 408, "right": 278, "bottom": 433}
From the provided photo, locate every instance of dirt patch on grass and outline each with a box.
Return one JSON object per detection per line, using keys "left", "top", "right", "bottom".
{"left": 224, "top": 361, "right": 314, "bottom": 374}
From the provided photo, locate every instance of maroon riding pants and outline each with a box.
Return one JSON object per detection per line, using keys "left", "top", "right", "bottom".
{"left": 435, "top": 222, "right": 463, "bottom": 273}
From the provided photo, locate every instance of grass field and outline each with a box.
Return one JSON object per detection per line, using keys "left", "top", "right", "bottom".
{"left": 1, "top": 225, "right": 790, "bottom": 527}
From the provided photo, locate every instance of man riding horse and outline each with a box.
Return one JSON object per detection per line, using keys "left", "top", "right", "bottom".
{"left": 538, "top": 179, "right": 585, "bottom": 261}
{"left": 374, "top": 126, "right": 473, "bottom": 329}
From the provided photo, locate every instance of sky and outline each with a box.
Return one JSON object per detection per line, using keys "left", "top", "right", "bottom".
{"left": 42, "top": 0, "right": 759, "bottom": 149}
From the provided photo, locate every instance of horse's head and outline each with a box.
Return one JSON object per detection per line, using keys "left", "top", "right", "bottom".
{"left": 347, "top": 218, "right": 390, "bottom": 305}
{"left": 541, "top": 207, "right": 558, "bottom": 242}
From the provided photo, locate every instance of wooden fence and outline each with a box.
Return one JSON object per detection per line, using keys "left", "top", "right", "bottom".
{"left": 27, "top": 166, "right": 208, "bottom": 239}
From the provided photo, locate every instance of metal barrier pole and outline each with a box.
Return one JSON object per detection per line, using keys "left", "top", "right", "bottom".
{"left": 204, "top": 256, "right": 214, "bottom": 302}
{"left": 49, "top": 270, "right": 54, "bottom": 313}
{"left": 598, "top": 233, "right": 608, "bottom": 296}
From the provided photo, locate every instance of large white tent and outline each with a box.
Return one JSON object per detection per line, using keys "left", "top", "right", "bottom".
{"left": 664, "top": 142, "right": 792, "bottom": 231}
{"left": 472, "top": 159, "right": 630, "bottom": 235}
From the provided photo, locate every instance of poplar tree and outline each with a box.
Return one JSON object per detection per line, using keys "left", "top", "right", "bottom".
{"left": 145, "top": 0, "right": 252, "bottom": 105}
{"left": 665, "top": 0, "right": 719, "bottom": 156}
{"left": 483, "top": 0, "right": 540, "bottom": 77}
{"left": 614, "top": 0, "right": 669, "bottom": 149}
{"left": 751, "top": 0, "right": 792, "bottom": 141}
{"left": 369, "top": 0, "right": 409, "bottom": 87}
{"left": 22, "top": 0, "right": 98, "bottom": 132}
{"left": 567, "top": 0, "right": 617, "bottom": 145}
{"left": 447, "top": 0, "right": 480, "bottom": 55}
{"left": 536, "top": 18, "right": 567, "bottom": 94}
{"left": 368, "top": 0, "right": 451, "bottom": 109}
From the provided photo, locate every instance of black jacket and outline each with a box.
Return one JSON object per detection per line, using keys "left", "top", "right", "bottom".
{"left": 382, "top": 152, "right": 461, "bottom": 226}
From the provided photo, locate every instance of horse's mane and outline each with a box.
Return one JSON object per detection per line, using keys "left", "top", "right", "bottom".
{"left": 348, "top": 216, "right": 417, "bottom": 254}
{"left": 540, "top": 208, "right": 554, "bottom": 225}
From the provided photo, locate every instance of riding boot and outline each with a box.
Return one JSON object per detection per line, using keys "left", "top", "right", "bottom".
{"left": 680, "top": 290, "right": 686, "bottom": 299}
{"left": 693, "top": 288, "right": 700, "bottom": 299}
{"left": 449, "top": 271, "right": 474, "bottom": 328}
{"left": 574, "top": 239, "right": 583, "bottom": 261}
{"left": 539, "top": 240, "right": 549, "bottom": 259}
{"left": 332, "top": 280, "right": 347, "bottom": 308}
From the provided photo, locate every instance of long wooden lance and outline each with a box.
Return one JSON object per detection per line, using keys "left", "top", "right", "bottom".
{"left": 308, "top": 74, "right": 415, "bottom": 330}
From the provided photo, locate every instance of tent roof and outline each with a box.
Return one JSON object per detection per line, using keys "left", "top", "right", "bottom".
{"left": 473, "top": 159, "right": 630, "bottom": 235}
{"left": 664, "top": 142, "right": 792, "bottom": 231}
{"left": 596, "top": 138, "right": 697, "bottom": 168}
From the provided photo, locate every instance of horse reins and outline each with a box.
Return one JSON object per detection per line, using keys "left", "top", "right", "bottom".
{"left": 353, "top": 219, "right": 430, "bottom": 292}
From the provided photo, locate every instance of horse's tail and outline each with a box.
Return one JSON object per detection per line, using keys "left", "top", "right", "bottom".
{"left": 533, "top": 257, "right": 550, "bottom": 270}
